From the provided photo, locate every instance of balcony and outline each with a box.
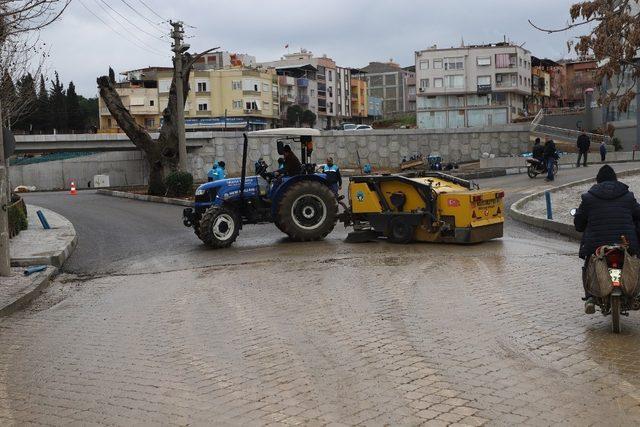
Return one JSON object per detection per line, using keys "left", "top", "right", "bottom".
{"left": 280, "top": 94, "right": 295, "bottom": 103}
{"left": 243, "top": 90, "right": 261, "bottom": 96}
{"left": 297, "top": 95, "right": 309, "bottom": 104}
{"left": 279, "top": 75, "right": 295, "bottom": 86}
{"left": 477, "top": 84, "right": 492, "bottom": 95}
{"left": 297, "top": 78, "right": 309, "bottom": 87}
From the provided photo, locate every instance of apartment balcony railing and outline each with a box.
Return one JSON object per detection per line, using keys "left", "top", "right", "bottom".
{"left": 297, "top": 78, "right": 309, "bottom": 87}
{"left": 297, "top": 95, "right": 309, "bottom": 104}
{"left": 280, "top": 94, "right": 294, "bottom": 103}
{"left": 243, "top": 90, "right": 261, "bottom": 96}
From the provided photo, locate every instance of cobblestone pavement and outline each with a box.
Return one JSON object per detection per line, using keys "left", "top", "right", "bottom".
{"left": 4, "top": 168, "right": 640, "bottom": 425}
{"left": 2, "top": 231, "right": 640, "bottom": 426}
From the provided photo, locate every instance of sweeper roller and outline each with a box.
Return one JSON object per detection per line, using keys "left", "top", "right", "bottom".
{"left": 341, "top": 171, "right": 504, "bottom": 244}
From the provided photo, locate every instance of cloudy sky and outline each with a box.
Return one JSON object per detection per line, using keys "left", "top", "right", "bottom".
{"left": 40, "top": 0, "right": 589, "bottom": 97}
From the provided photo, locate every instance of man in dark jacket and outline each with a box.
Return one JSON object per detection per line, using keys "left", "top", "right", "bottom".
{"left": 574, "top": 165, "right": 640, "bottom": 313}
{"left": 576, "top": 132, "right": 591, "bottom": 167}
{"left": 282, "top": 144, "right": 302, "bottom": 176}
{"left": 532, "top": 138, "right": 544, "bottom": 162}
{"left": 543, "top": 138, "right": 557, "bottom": 182}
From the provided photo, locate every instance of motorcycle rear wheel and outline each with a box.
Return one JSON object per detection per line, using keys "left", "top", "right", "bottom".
{"left": 611, "top": 295, "right": 621, "bottom": 333}
{"left": 527, "top": 166, "right": 538, "bottom": 179}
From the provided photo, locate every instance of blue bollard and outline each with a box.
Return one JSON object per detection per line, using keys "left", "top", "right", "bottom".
{"left": 36, "top": 210, "right": 51, "bottom": 229}
{"left": 545, "top": 191, "right": 553, "bottom": 220}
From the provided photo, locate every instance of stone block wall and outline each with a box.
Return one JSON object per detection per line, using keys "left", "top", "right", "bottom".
{"left": 189, "top": 125, "right": 530, "bottom": 180}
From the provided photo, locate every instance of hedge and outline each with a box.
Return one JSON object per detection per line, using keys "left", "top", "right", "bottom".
{"left": 8, "top": 195, "right": 28, "bottom": 238}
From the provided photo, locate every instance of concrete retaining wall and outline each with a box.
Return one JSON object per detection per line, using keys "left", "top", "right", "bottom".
{"left": 9, "top": 151, "right": 148, "bottom": 190}
{"left": 11, "top": 126, "right": 530, "bottom": 190}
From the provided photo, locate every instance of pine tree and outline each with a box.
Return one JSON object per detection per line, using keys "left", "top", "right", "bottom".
{"left": 14, "top": 73, "right": 37, "bottom": 132}
{"left": 35, "top": 75, "right": 50, "bottom": 132}
{"left": 66, "top": 81, "right": 82, "bottom": 131}
{"left": 49, "top": 71, "right": 67, "bottom": 132}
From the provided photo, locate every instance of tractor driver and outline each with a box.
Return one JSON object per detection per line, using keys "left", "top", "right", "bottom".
{"left": 280, "top": 144, "right": 302, "bottom": 176}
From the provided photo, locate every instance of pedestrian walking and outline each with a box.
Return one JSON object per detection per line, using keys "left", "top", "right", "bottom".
{"left": 576, "top": 131, "right": 591, "bottom": 167}
{"left": 543, "top": 138, "right": 557, "bottom": 182}
{"left": 600, "top": 141, "right": 607, "bottom": 162}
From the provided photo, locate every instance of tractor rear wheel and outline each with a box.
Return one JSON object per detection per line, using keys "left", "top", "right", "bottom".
{"left": 199, "top": 206, "right": 240, "bottom": 248}
{"left": 388, "top": 216, "right": 415, "bottom": 244}
{"left": 277, "top": 181, "right": 338, "bottom": 241}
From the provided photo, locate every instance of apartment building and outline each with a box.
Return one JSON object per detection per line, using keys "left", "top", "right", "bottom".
{"left": 527, "top": 57, "right": 563, "bottom": 113}
{"left": 336, "top": 66, "right": 352, "bottom": 122}
{"left": 560, "top": 59, "right": 597, "bottom": 107}
{"left": 261, "top": 50, "right": 339, "bottom": 129}
{"left": 360, "top": 61, "right": 414, "bottom": 116}
{"left": 414, "top": 42, "right": 532, "bottom": 129}
{"left": 275, "top": 64, "right": 319, "bottom": 123}
{"left": 99, "top": 65, "right": 279, "bottom": 132}
{"left": 351, "top": 72, "right": 369, "bottom": 120}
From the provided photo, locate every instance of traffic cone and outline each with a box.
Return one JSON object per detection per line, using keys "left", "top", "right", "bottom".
{"left": 70, "top": 181, "right": 77, "bottom": 196}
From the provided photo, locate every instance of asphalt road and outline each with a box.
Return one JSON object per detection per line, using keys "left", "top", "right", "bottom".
{"left": 21, "top": 161, "right": 640, "bottom": 275}
{"left": 3, "top": 162, "right": 640, "bottom": 425}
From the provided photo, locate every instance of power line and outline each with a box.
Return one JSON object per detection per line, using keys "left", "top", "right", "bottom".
{"left": 96, "top": 0, "right": 167, "bottom": 43}
{"left": 78, "top": 0, "right": 165, "bottom": 57}
{"left": 119, "top": 0, "right": 168, "bottom": 29}
{"left": 86, "top": 0, "right": 165, "bottom": 56}
{"left": 137, "top": 0, "right": 168, "bottom": 22}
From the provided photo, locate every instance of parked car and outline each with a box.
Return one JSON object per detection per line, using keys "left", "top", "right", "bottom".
{"left": 339, "top": 123, "right": 357, "bottom": 131}
{"left": 355, "top": 125, "right": 373, "bottom": 130}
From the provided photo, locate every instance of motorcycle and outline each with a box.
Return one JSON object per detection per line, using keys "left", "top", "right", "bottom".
{"left": 526, "top": 157, "right": 558, "bottom": 179}
{"left": 571, "top": 208, "right": 640, "bottom": 333}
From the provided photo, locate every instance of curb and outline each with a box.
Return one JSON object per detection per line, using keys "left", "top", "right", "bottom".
{"left": 9, "top": 206, "right": 79, "bottom": 268}
{"left": 96, "top": 189, "right": 194, "bottom": 207}
{"left": 0, "top": 266, "right": 57, "bottom": 317}
{"left": 509, "top": 168, "right": 640, "bottom": 239}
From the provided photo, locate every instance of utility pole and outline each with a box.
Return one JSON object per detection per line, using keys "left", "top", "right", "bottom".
{"left": 171, "top": 21, "right": 189, "bottom": 172}
{"left": 0, "top": 102, "right": 10, "bottom": 276}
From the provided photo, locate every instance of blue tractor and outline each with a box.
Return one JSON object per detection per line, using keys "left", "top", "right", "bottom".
{"left": 182, "top": 128, "right": 339, "bottom": 248}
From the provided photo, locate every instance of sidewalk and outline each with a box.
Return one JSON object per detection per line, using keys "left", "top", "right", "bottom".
{"left": 0, "top": 205, "right": 77, "bottom": 316}
{"left": 9, "top": 205, "right": 77, "bottom": 267}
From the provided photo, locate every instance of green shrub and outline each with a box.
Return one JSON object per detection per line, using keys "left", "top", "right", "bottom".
{"left": 611, "top": 137, "right": 623, "bottom": 152}
{"left": 8, "top": 198, "right": 28, "bottom": 238}
{"left": 164, "top": 171, "right": 194, "bottom": 197}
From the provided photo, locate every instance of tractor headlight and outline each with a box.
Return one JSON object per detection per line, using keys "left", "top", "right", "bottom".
{"left": 195, "top": 188, "right": 206, "bottom": 196}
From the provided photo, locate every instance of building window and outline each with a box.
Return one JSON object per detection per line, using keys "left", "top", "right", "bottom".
{"left": 433, "top": 59, "right": 443, "bottom": 69}
{"left": 519, "top": 75, "right": 523, "bottom": 85}
{"left": 149, "top": 100, "right": 155, "bottom": 106}
{"left": 419, "top": 60, "right": 429, "bottom": 70}
{"left": 477, "top": 57, "right": 491, "bottom": 66}
{"left": 232, "top": 100, "right": 242, "bottom": 109}
{"left": 511, "top": 75, "right": 517, "bottom": 86}
{"left": 198, "top": 103, "right": 208, "bottom": 111}
{"left": 197, "top": 82, "right": 208, "bottom": 92}
{"left": 445, "top": 57, "right": 464, "bottom": 70}
{"left": 232, "top": 80, "right": 241, "bottom": 90}
{"left": 245, "top": 101, "right": 259, "bottom": 110}
{"left": 445, "top": 75, "right": 464, "bottom": 88}
{"left": 145, "top": 118, "right": 155, "bottom": 128}
{"left": 262, "top": 83, "right": 269, "bottom": 92}
{"left": 519, "top": 57, "right": 523, "bottom": 67}
{"left": 434, "top": 78, "right": 443, "bottom": 88}
{"left": 420, "top": 78, "right": 430, "bottom": 88}
{"left": 328, "top": 70, "right": 333, "bottom": 81}
{"left": 477, "top": 76, "right": 491, "bottom": 86}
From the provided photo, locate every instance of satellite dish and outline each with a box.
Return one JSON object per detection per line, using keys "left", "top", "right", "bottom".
{"left": 3, "top": 128, "right": 15, "bottom": 159}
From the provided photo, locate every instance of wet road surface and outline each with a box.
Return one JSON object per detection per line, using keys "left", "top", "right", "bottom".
{"left": 3, "top": 165, "right": 640, "bottom": 425}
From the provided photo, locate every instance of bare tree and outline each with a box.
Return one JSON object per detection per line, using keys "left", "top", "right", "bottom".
{"left": 97, "top": 48, "right": 216, "bottom": 195}
{"left": 0, "top": 0, "right": 71, "bottom": 275}
{"left": 530, "top": 0, "right": 640, "bottom": 112}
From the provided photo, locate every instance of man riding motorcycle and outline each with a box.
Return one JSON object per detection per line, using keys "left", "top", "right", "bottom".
{"left": 574, "top": 165, "right": 640, "bottom": 313}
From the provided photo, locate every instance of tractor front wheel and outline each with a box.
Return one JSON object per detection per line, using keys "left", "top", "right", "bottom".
{"left": 199, "top": 206, "right": 240, "bottom": 249}
{"left": 277, "top": 181, "right": 338, "bottom": 241}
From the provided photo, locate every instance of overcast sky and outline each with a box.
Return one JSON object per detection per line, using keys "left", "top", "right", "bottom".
{"left": 40, "top": 0, "right": 589, "bottom": 97}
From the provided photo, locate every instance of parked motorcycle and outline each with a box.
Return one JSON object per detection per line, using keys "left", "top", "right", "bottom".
{"left": 526, "top": 157, "right": 558, "bottom": 179}
{"left": 571, "top": 209, "right": 640, "bottom": 333}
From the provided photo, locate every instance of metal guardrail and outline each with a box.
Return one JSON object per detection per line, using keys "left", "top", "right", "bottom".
{"left": 531, "top": 123, "right": 610, "bottom": 144}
